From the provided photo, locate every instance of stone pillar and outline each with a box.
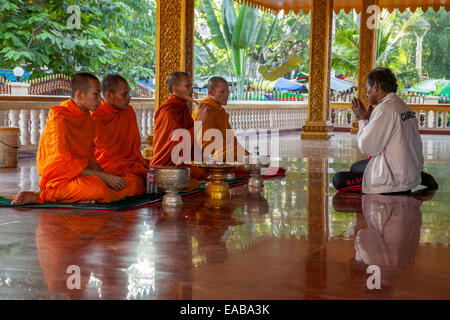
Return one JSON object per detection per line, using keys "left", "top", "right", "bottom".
{"left": 301, "top": 0, "right": 333, "bottom": 140}
{"left": 155, "top": 0, "right": 195, "bottom": 110}
{"left": 351, "top": 0, "right": 378, "bottom": 134}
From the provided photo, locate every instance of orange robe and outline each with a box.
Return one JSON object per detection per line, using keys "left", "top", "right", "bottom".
{"left": 192, "top": 96, "right": 247, "bottom": 162}
{"left": 92, "top": 100, "right": 147, "bottom": 177}
{"left": 36, "top": 212, "right": 137, "bottom": 297}
{"left": 150, "top": 94, "right": 207, "bottom": 180}
{"left": 37, "top": 99, "right": 143, "bottom": 203}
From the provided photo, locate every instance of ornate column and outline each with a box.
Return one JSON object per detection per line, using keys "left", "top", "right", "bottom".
{"left": 145, "top": 0, "right": 194, "bottom": 160}
{"left": 184, "top": 0, "right": 195, "bottom": 82}
{"left": 301, "top": 0, "right": 333, "bottom": 140}
{"left": 351, "top": 0, "right": 378, "bottom": 134}
{"left": 155, "top": 0, "right": 195, "bottom": 110}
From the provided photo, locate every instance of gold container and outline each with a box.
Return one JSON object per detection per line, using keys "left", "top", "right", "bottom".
{"left": 197, "top": 163, "right": 238, "bottom": 200}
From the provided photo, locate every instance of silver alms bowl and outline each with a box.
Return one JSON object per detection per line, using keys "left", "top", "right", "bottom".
{"left": 155, "top": 166, "right": 190, "bottom": 207}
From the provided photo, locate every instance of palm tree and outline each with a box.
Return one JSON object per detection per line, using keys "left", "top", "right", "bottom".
{"left": 332, "top": 10, "right": 424, "bottom": 80}
{"left": 198, "top": 0, "right": 303, "bottom": 99}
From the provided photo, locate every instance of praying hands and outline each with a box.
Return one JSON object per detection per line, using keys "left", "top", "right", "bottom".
{"left": 351, "top": 97, "right": 374, "bottom": 121}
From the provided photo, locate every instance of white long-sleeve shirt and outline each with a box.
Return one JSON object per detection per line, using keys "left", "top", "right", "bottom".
{"left": 357, "top": 92, "right": 423, "bottom": 194}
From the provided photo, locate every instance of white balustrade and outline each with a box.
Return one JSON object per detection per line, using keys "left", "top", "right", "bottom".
{"left": 330, "top": 104, "right": 450, "bottom": 133}
{"left": 412, "top": 109, "right": 450, "bottom": 131}
{"left": 135, "top": 108, "right": 143, "bottom": 137}
{"left": 428, "top": 110, "right": 435, "bottom": 128}
{"left": 332, "top": 108, "right": 354, "bottom": 127}
{"left": 147, "top": 110, "right": 153, "bottom": 135}
{"left": 30, "top": 109, "right": 40, "bottom": 145}
{"left": 39, "top": 109, "right": 48, "bottom": 135}
{"left": 0, "top": 109, "right": 6, "bottom": 126}
{"left": 18, "top": 110, "right": 31, "bottom": 145}
{"left": 141, "top": 109, "right": 148, "bottom": 139}
{"left": 8, "top": 109, "right": 19, "bottom": 127}
{"left": 224, "top": 105, "right": 308, "bottom": 131}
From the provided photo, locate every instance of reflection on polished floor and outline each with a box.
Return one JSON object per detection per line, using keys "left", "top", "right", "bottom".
{"left": 0, "top": 132, "right": 448, "bottom": 300}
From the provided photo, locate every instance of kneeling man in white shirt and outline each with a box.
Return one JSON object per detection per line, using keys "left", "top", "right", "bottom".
{"left": 333, "top": 68, "right": 438, "bottom": 194}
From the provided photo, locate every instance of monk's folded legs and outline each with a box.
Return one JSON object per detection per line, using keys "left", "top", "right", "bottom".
{"left": 39, "top": 174, "right": 145, "bottom": 203}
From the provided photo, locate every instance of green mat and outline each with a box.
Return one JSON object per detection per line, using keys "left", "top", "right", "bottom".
{"left": 0, "top": 179, "right": 246, "bottom": 210}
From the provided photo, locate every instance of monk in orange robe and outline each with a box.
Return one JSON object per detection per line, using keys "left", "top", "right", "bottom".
{"left": 92, "top": 74, "right": 147, "bottom": 191}
{"left": 150, "top": 71, "right": 209, "bottom": 180}
{"left": 192, "top": 76, "right": 248, "bottom": 162}
{"left": 12, "top": 73, "right": 143, "bottom": 205}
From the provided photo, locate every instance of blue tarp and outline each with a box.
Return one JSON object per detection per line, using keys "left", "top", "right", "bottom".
{"left": 0, "top": 69, "right": 31, "bottom": 82}
{"left": 305, "top": 76, "right": 355, "bottom": 92}
{"left": 135, "top": 79, "right": 155, "bottom": 89}
{"left": 330, "top": 77, "right": 355, "bottom": 91}
{"left": 273, "top": 78, "right": 304, "bottom": 91}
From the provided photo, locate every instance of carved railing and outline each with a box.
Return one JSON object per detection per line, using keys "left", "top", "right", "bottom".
{"left": 229, "top": 88, "right": 307, "bottom": 102}
{"left": 131, "top": 81, "right": 154, "bottom": 98}
{"left": 329, "top": 102, "right": 450, "bottom": 132}
{"left": 329, "top": 88, "right": 357, "bottom": 102}
{"left": 22, "top": 75, "right": 154, "bottom": 97}
{"left": 225, "top": 101, "right": 308, "bottom": 130}
{"left": 0, "top": 79, "right": 11, "bottom": 94}
{"left": 28, "top": 74, "right": 71, "bottom": 96}
{"left": 329, "top": 89, "right": 450, "bottom": 105}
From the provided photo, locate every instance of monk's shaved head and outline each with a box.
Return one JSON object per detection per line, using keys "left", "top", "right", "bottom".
{"left": 207, "top": 76, "right": 229, "bottom": 106}
{"left": 207, "top": 76, "right": 228, "bottom": 91}
{"left": 167, "top": 71, "right": 189, "bottom": 94}
{"left": 71, "top": 72, "right": 99, "bottom": 98}
{"left": 102, "top": 74, "right": 128, "bottom": 95}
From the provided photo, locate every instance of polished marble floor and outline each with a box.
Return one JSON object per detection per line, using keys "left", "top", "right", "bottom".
{"left": 0, "top": 132, "right": 448, "bottom": 300}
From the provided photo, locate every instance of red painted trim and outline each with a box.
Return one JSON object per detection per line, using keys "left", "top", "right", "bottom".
{"left": 419, "top": 129, "right": 450, "bottom": 135}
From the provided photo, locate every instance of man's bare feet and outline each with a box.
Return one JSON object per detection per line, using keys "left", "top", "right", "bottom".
{"left": 11, "top": 191, "right": 40, "bottom": 205}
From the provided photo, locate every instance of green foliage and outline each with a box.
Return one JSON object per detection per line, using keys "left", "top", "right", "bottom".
{"left": 198, "top": 0, "right": 268, "bottom": 98}
{"left": 261, "top": 12, "right": 310, "bottom": 77}
{"left": 203, "top": 0, "right": 227, "bottom": 49}
{"left": 194, "top": 3, "right": 447, "bottom": 98}
{"left": 0, "top": 0, "right": 156, "bottom": 81}
{"left": 331, "top": 9, "right": 443, "bottom": 92}
{"left": 195, "top": 1, "right": 310, "bottom": 98}
{"left": 421, "top": 8, "right": 450, "bottom": 80}
{"left": 331, "top": 26, "right": 359, "bottom": 77}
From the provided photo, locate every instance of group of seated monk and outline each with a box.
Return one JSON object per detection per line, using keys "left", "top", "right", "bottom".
{"left": 12, "top": 71, "right": 247, "bottom": 205}
{"left": 11, "top": 67, "right": 438, "bottom": 205}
